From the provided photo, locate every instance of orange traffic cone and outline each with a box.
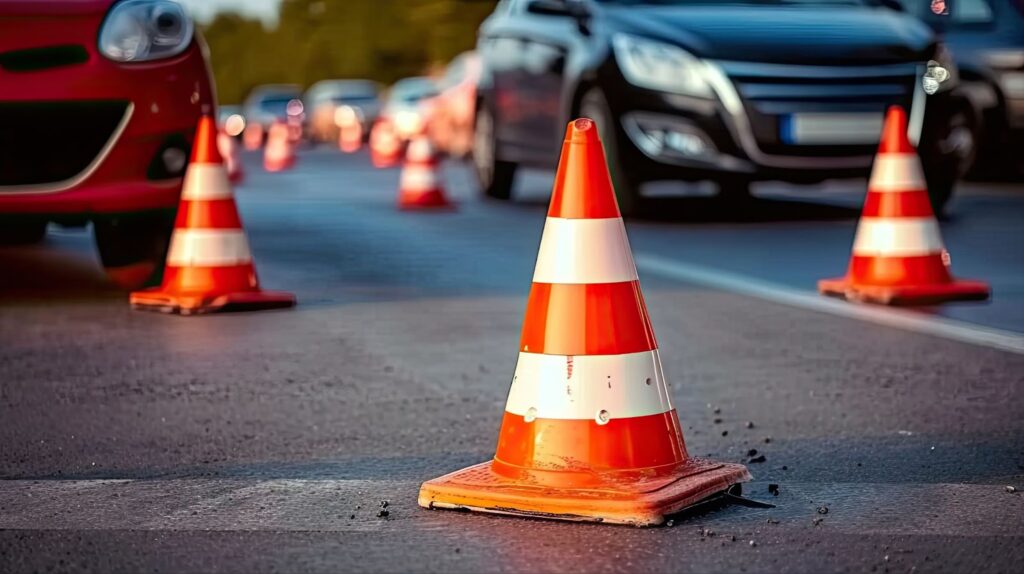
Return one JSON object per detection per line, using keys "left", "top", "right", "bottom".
{"left": 369, "top": 119, "right": 402, "bottom": 168}
{"left": 397, "top": 131, "right": 452, "bottom": 210}
{"left": 242, "top": 122, "right": 263, "bottom": 151}
{"left": 418, "top": 119, "right": 751, "bottom": 526}
{"left": 217, "top": 130, "right": 244, "bottom": 184}
{"left": 337, "top": 106, "right": 363, "bottom": 153}
{"left": 264, "top": 120, "right": 296, "bottom": 172}
{"left": 819, "top": 107, "right": 989, "bottom": 305}
{"left": 130, "top": 115, "right": 296, "bottom": 315}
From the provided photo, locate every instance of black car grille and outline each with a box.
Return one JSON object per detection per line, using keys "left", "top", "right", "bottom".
{"left": 0, "top": 45, "right": 89, "bottom": 73}
{"left": 0, "top": 101, "right": 129, "bottom": 188}
{"left": 720, "top": 61, "right": 918, "bottom": 157}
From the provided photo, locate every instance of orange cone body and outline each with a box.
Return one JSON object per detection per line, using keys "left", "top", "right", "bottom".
{"left": 242, "top": 122, "right": 263, "bottom": 151}
{"left": 397, "top": 132, "right": 452, "bottom": 210}
{"left": 339, "top": 121, "right": 363, "bottom": 153}
{"left": 264, "top": 120, "right": 296, "bottom": 172}
{"left": 217, "top": 130, "right": 244, "bottom": 184}
{"left": 418, "top": 119, "right": 750, "bottom": 526}
{"left": 819, "top": 107, "right": 990, "bottom": 305}
{"left": 370, "top": 119, "right": 402, "bottom": 168}
{"left": 130, "top": 115, "right": 296, "bottom": 315}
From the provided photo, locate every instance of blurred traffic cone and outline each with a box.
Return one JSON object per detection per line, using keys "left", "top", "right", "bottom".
{"left": 397, "top": 131, "right": 452, "bottom": 210}
{"left": 217, "top": 130, "right": 244, "bottom": 184}
{"left": 131, "top": 115, "right": 296, "bottom": 315}
{"left": 419, "top": 118, "right": 751, "bottom": 526}
{"left": 242, "top": 123, "right": 263, "bottom": 151}
{"left": 819, "top": 107, "right": 989, "bottom": 305}
{"left": 264, "top": 120, "right": 296, "bottom": 172}
{"left": 337, "top": 106, "right": 363, "bottom": 153}
{"left": 369, "top": 119, "right": 402, "bottom": 168}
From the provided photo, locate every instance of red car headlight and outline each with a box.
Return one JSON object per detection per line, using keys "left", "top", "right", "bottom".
{"left": 98, "top": 0, "right": 194, "bottom": 63}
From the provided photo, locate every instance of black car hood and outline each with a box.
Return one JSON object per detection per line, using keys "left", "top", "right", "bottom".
{"left": 603, "top": 5, "right": 935, "bottom": 65}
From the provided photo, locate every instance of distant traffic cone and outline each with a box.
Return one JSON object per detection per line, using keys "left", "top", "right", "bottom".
{"left": 337, "top": 106, "right": 363, "bottom": 153}
{"left": 419, "top": 118, "right": 750, "bottom": 526}
{"left": 369, "top": 119, "right": 402, "bottom": 168}
{"left": 819, "top": 107, "right": 989, "bottom": 305}
{"left": 217, "top": 130, "right": 244, "bottom": 184}
{"left": 397, "top": 131, "right": 452, "bottom": 210}
{"left": 242, "top": 122, "right": 263, "bottom": 151}
{"left": 130, "top": 115, "right": 296, "bottom": 315}
{"left": 264, "top": 120, "right": 296, "bottom": 172}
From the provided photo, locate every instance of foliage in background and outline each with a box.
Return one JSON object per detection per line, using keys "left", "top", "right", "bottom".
{"left": 202, "top": 0, "right": 497, "bottom": 104}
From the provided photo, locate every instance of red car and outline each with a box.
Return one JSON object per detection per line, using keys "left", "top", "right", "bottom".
{"left": 0, "top": 0, "right": 215, "bottom": 287}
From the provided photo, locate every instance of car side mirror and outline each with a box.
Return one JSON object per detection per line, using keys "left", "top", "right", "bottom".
{"left": 527, "top": 0, "right": 592, "bottom": 34}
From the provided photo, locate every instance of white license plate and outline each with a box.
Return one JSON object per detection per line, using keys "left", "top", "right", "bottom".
{"left": 781, "top": 113, "right": 884, "bottom": 145}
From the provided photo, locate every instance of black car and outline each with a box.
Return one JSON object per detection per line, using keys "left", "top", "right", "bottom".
{"left": 472, "top": 0, "right": 972, "bottom": 214}
{"left": 902, "top": 0, "right": 1024, "bottom": 176}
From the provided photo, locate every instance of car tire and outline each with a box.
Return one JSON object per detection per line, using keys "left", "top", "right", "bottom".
{"left": 579, "top": 89, "right": 643, "bottom": 217}
{"left": 473, "top": 103, "right": 517, "bottom": 200}
{"left": 920, "top": 102, "right": 975, "bottom": 217}
{"left": 94, "top": 212, "right": 175, "bottom": 290}
{"left": 0, "top": 220, "right": 47, "bottom": 245}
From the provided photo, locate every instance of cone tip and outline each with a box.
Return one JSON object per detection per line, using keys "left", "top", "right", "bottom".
{"left": 880, "top": 105, "right": 914, "bottom": 154}
{"left": 565, "top": 118, "right": 600, "bottom": 144}
{"left": 191, "top": 114, "right": 223, "bottom": 164}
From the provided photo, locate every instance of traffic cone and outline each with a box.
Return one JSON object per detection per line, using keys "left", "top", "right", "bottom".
{"left": 370, "top": 119, "right": 402, "bottom": 168}
{"left": 217, "top": 130, "right": 244, "bottom": 184}
{"left": 337, "top": 106, "right": 363, "bottom": 153}
{"left": 264, "top": 120, "right": 296, "bottom": 172}
{"left": 242, "top": 122, "right": 263, "bottom": 151}
{"left": 419, "top": 118, "right": 751, "bottom": 526}
{"left": 397, "top": 131, "right": 452, "bottom": 210}
{"left": 819, "top": 107, "right": 990, "bottom": 305}
{"left": 130, "top": 115, "right": 296, "bottom": 315}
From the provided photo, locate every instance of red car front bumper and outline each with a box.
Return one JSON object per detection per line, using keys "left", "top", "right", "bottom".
{"left": 0, "top": 6, "right": 214, "bottom": 217}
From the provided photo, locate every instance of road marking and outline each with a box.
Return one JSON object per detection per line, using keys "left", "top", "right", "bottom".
{"left": 635, "top": 253, "right": 1024, "bottom": 355}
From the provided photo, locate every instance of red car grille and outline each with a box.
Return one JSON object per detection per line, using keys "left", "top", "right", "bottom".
{"left": 0, "top": 101, "right": 128, "bottom": 188}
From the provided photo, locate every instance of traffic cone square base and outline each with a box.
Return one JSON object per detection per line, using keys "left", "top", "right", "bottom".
{"left": 420, "top": 459, "right": 750, "bottom": 526}
{"left": 130, "top": 289, "right": 296, "bottom": 316}
{"left": 818, "top": 276, "right": 990, "bottom": 306}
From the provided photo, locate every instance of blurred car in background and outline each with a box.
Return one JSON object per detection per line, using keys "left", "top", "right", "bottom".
{"left": 304, "top": 79, "right": 382, "bottom": 143}
{"left": 381, "top": 76, "right": 440, "bottom": 141}
{"left": 903, "top": 0, "right": 1024, "bottom": 176}
{"left": 428, "top": 52, "right": 483, "bottom": 158}
{"left": 0, "top": 0, "right": 214, "bottom": 287}
{"left": 218, "top": 104, "right": 246, "bottom": 138}
{"left": 473, "top": 0, "right": 973, "bottom": 215}
{"left": 242, "top": 84, "right": 304, "bottom": 138}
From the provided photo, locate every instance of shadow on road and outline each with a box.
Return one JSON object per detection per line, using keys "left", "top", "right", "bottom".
{"left": 0, "top": 238, "right": 120, "bottom": 302}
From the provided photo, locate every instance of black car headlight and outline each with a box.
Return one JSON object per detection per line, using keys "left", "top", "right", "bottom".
{"left": 612, "top": 34, "right": 713, "bottom": 98}
{"left": 922, "top": 44, "right": 959, "bottom": 95}
{"left": 99, "top": 0, "right": 194, "bottom": 63}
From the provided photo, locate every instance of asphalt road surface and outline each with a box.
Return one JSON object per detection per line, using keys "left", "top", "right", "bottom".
{"left": 2, "top": 147, "right": 1023, "bottom": 573}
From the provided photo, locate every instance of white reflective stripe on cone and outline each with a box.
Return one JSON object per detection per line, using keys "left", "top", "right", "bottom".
{"left": 505, "top": 350, "right": 673, "bottom": 420}
{"left": 400, "top": 165, "right": 438, "bottom": 190}
{"left": 167, "top": 229, "right": 252, "bottom": 267}
{"left": 533, "top": 217, "right": 638, "bottom": 284}
{"left": 406, "top": 137, "right": 434, "bottom": 162}
{"left": 852, "top": 217, "right": 945, "bottom": 257}
{"left": 869, "top": 153, "right": 927, "bottom": 193}
{"left": 181, "top": 164, "right": 234, "bottom": 200}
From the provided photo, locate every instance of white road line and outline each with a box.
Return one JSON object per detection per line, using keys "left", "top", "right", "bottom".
{"left": 635, "top": 253, "right": 1024, "bottom": 355}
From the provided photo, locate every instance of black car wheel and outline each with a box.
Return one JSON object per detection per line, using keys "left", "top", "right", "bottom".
{"left": 0, "top": 220, "right": 47, "bottom": 245}
{"left": 93, "top": 212, "right": 175, "bottom": 289}
{"left": 473, "top": 103, "right": 517, "bottom": 200}
{"left": 579, "top": 89, "right": 643, "bottom": 216}
{"left": 920, "top": 104, "right": 975, "bottom": 216}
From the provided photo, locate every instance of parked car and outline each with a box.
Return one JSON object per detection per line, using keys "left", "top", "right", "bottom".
{"left": 241, "top": 84, "right": 303, "bottom": 135}
{"left": 304, "top": 79, "right": 382, "bottom": 143}
{"left": 381, "top": 76, "right": 440, "bottom": 141}
{"left": 903, "top": 0, "right": 1024, "bottom": 176}
{"left": 0, "top": 0, "right": 215, "bottom": 287}
{"left": 428, "top": 52, "right": 483, "bottom": 158}
{"left": 473, "top": 0, "right": 973, "bottom": 215}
